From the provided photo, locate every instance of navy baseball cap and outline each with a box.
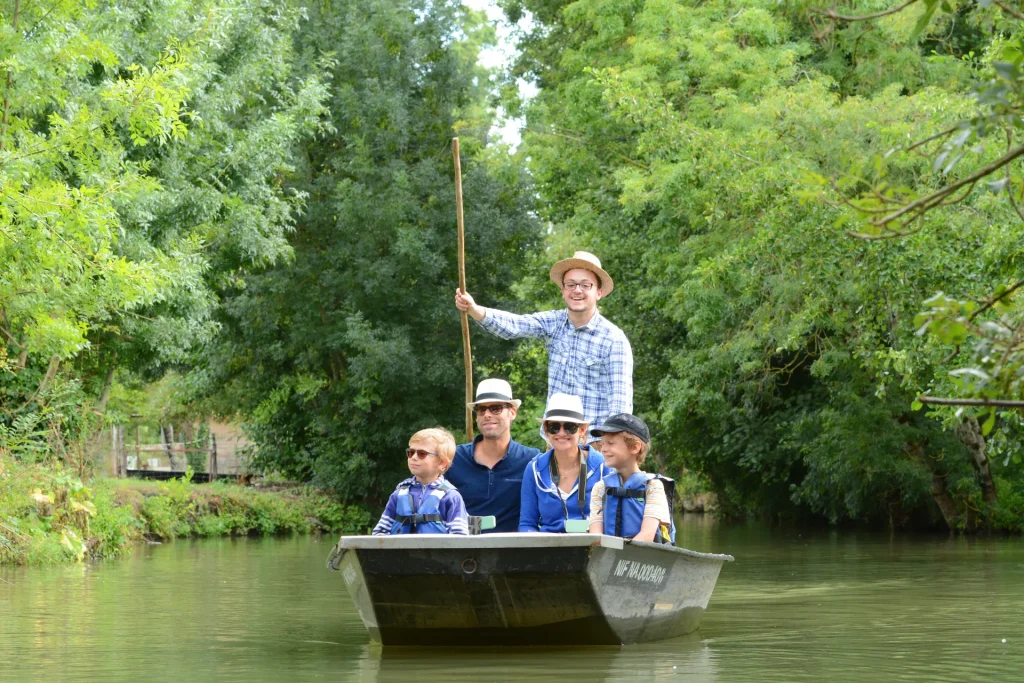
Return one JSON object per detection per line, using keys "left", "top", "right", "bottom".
{"left": 590, "top": 413, "right": 650, "bottom": 444}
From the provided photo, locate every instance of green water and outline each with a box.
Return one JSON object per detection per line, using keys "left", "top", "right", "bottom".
{"left": 2, "top": 516, "right": 1023, "bottom": 682}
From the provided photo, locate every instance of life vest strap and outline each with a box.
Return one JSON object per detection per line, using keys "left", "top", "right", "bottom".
{"left": 606, "top": 486, "right": 645, "bottom": 499}
{"left": 394, "top": 513, "right": 443, "bottom": 525}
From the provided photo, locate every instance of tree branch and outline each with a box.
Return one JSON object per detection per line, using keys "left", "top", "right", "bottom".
{"left": 872, "top": 143, "right": 1024, "bottom": 228}
{"left": 994, "top": 0, "right": 1024, "bottom": 21}
{"left": 810, "top": 0, "right": 921, "bottom": 22}
{"left": 524, "top": 127, "right": 650, "bottom": 170}
{"left": 968, "top": 278, "right": 1024, "bottom": 322}
{"left": 93, "top": 361, "right": 117, "bottom": 415}
{"left": 23, "top": 354, "right": 60, "bottom": 407}
{"left": 904, "top": 124, "right": 963, "bottom": 154}
{"left": 918, "top": 396, "right": 1024, "bottom": 407}
{"left": 0, "top": 0, "right": 21, "bottom": 154}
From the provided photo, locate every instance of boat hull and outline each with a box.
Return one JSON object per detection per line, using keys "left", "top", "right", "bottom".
{"left": 329, "top": 533, "right": 732, "bottom": 646}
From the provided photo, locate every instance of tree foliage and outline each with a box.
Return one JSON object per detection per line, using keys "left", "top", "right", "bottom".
{"left": 195, "top": 0, "right": 543, "bottom": 501}
{"left": 1, "top": 0, "right": 327, "bottom": 459}
{"left": 506, "top": 0, "right": 1024, "bottom": 529}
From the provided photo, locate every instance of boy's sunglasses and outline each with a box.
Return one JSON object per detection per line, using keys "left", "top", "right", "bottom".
{"left": 406, "top": 448, "right": 438, "bottom": 459}
{"left": 474, "top": 403, "right": 510, "bottom": 416}
{"left": 544, "top": 421, "right": 580, "bottom": 435}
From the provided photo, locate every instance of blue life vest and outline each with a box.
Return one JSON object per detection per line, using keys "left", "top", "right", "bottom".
{"left": 602, "top": 471, "right": 676, "bottom": 545}
{"left": 391, "top": 480, "right": 454, "bottom": 535}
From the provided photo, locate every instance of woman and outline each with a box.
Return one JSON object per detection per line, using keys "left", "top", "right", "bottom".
{"left": 519, "top": 393, "right": 606, "bottom": 532}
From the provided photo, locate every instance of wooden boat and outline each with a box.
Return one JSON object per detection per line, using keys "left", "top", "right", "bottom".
{"left": 326, "top": 533, "right": 733, "bottom": 646}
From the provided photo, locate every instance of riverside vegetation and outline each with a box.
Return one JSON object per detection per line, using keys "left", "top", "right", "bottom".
{"left": 6, "top": 0, "right": 1024, "bottom": 544}
{"left": 0, "top": 452, "right": 370, "bottom": 565}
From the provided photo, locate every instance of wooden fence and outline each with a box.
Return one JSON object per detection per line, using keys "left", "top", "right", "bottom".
{"left": 110, "top": 425, "right": 219, "bottom": 480}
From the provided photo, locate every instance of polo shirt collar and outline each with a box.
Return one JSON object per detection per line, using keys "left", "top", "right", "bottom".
{"left": 471, "top": 434, "right": 510, "bottom": 467}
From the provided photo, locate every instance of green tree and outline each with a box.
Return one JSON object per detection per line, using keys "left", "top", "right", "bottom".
{"left": 505, "top": 0, "right": 1024, "bottom": 530}
{"left": 0, "top": 0, "right": 327, "bottom": 464}
{"left": 196, "top": 0, "right": 543, "bottom": 502}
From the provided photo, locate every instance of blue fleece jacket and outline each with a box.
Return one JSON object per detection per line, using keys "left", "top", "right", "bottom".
{"left": 519, "top": 447, "right": 606, "bottom": 533}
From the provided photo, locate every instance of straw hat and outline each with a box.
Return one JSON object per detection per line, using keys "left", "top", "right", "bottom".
{"left": 466, "top": 378, "right": 522, "bottom": 409}
{"left": 549, "top": 251, "right": 614, "bottom": 296}
{"left": 535, "top": 393, "right": 587, "bottom": 424}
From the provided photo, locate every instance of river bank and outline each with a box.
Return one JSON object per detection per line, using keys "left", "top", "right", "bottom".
{"left": 0, "top": 456, "right": 370, "bottom": 566}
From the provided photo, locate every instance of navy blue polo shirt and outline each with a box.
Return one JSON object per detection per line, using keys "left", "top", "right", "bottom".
{"left": 446, "top": 435, "right": 540, "bottom": 533}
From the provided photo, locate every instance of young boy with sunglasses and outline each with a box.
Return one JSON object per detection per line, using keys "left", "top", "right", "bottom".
{"left": 372, "top": 427, "right": 469, "bottom": 535}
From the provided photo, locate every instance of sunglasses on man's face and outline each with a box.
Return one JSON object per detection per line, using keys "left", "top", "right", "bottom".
{"left": 406, "top": 448, "right": 438, "bottom": 460}
{"left": 475, "top": 404, "right": 510, "bottom": 416}
{"left": 544, "top": 421, "right": 580, "bottom": 435}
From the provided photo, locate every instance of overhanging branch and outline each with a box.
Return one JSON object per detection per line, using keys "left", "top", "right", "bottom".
{"left": 917, "top": 396, "right": 1024, "bottom": 407}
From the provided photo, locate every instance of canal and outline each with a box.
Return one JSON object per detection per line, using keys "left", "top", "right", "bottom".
{"left": 2, "top": 515, "right": 1023, "bottom": 681}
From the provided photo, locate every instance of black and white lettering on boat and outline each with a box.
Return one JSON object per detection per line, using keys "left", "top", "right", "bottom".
{"left": 607, "top": 557, "right": 671, "bottom": 588}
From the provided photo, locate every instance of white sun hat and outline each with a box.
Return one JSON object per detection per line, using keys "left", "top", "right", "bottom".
{"left": 535, "top": 392, "right": 587, "bottom": 424}
{"left": 549, "top": 251, "right": 614, "bottom": 295}
{"left": 466, "top": 378, "right": 522, "bottom": 409}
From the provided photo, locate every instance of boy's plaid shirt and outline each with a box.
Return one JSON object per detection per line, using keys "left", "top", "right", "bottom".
{"left": 477, "top": 308, "right": 633, "bottom": 429}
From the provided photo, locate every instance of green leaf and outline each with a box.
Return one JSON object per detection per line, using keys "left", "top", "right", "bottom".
{"left": 981, "top": 409, "right": 996, "bottom": 436}
{"left": 910, "top": 0, "right": 940, "bottom": 41}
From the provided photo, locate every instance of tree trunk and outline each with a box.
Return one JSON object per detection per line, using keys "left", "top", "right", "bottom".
{"left": 162, "top": 425, "right": 178, "bottom": 470}
{"left": 25, "top": 355, "right": 60, "bottom": 405}
{"left": 112, "top": 425, "right": 121, "bottom": 477}
{"left": 208, "top": 428, "right": 218, "bottom": 481}
{"left": 958, "top": 417, "right": 998, "bottom": 507}
{"left": 118, "top": 424, "right": 127, "bottom": 477}
{"left": 929, "top": 473, "right": 959, "bottom": 532}
{"left": 94, "top": 364, "right": 116, "bottom": 414}
{"left": 181, "top": 422, "right": 194, "bottom": 450}
{"left": 909, "top": 441, "right": 958, "bottom": 531}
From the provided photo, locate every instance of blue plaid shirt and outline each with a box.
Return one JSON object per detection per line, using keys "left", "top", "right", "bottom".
{"left": 477, "top": 308, "right": 633, "bottom": 428}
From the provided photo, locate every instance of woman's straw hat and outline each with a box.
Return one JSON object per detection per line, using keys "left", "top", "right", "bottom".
{"left": 535, "top": 393, "right": 587, "bottom": 424}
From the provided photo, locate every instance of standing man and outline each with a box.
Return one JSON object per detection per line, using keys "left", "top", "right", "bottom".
{"left": 446, "top": 379, "right": 541, "bottom": 533}
{"left": 454, "top": 251, "right": 632, "bottom": 429}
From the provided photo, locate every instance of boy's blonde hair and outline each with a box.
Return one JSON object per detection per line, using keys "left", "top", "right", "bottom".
{"left": 409, "top": 427, "right": 457, "bottom": 472}
{"left": 622, "top": 433, "right": 651, "bottom": 466}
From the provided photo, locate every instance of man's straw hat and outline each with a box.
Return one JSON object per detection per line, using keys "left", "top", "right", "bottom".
{"left": 549, "top": 251, "right": 614, "bottom": 296}
{"left": 466, "top": 378, "right": 522, "bottom": 409}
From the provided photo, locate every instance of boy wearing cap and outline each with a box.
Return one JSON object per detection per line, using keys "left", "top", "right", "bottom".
{"left": 588, "top": 414, "right": 674, "bottom": 544}
{"left": 372, "top": 427, "right": 469, "bottom": 536}
{"left": 454, "top": 251, "right": 632, "bottom": 430}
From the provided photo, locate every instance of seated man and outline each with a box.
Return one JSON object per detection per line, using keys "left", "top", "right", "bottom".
{"left": 446, "top": 379, "right": 541, "bottom": 533}
{"left": 372, "top": 427, "right": 468, "bottom": 535}
{"left": 588, "top": 414, "right": 675, "bottom": 544}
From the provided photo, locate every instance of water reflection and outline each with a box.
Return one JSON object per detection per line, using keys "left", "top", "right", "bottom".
{"left": 352, "top": 636, "right": 717, "bottom": 683}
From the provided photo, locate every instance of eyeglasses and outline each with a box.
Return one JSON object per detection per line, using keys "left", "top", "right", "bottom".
{"left": 562, "top": 281, "right": 595, "bottom": 292}
{"left": 474, "top": 404, "right": 510, "bottom": 416}
{"left": 406, "top": 448, "right": 438, "bottom": 459}
{"left": 544, "top": 421, "right": 581, "bottom": 435}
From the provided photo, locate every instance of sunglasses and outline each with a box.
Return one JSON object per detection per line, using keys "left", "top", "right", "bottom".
{"left": 544, "top": 421, "right": 581, "bottom": 435}
{"left": 474, "top": 404, "right": 510, "bottom": 416}
{"left": 405, "top": 448, "right": 438, "bottom": 459}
